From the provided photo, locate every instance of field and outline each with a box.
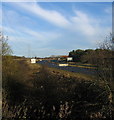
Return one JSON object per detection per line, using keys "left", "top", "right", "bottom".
{"left": 2, "top": 59, "right": 113, "bottom": 119}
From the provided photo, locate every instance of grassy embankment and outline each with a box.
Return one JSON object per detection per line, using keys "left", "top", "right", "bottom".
{"left": 68, "top": 64, "right": 96, "bottom": 69}
{"left": 47, "top": 65, "right": 95, "bottom": 81}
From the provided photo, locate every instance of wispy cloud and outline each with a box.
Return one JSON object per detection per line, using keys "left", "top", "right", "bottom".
{"left": 3, "top": 25, "right": 61, "bottom": 47}
{"left": 22, "top": 27, "right": 61, "bottom": 42}
{"left": 70, "top": 10, "right": 96, "bottom": 36}
{"left": 16, "top": 2, "right": 111, "bottom": 37}
{"left": 2, "top": 2, "right": 112, "bottom": 57}
{"left": 16, "top": 2, "right": 70, "bottom": 28}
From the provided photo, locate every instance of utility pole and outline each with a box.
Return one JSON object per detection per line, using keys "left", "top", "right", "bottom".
{"left": 27, "top": 44, "right": 31, "bottom": 58}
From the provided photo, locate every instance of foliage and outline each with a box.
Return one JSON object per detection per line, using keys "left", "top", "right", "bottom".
{"left": 69, "top": 49, "right": 85, "bottom": 62}
{"left": 69, "top": 48, "right": 112, "bottom": 64}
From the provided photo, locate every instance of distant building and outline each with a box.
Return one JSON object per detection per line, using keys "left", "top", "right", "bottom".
{"left": 67, "top": 57, "right": 73, "bottom": 61}
{"left": 57, "top": 56, "right": 73, "bottom": 62}
{"left": 39, "top": 59, "right": 42, "bottom": 61}
{"left": 61, "top": 55, "right": 68, "bottom": 58}
{"left": 31, "top": 58, "right": 36, "bottom": 63}
{"left": 59, "top": 63, "right": 68, "bottom": 66}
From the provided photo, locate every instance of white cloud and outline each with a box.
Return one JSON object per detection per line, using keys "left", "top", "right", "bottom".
{"left": 20, "top": 27, "right": 62, "bottom": 43}
{"left": 70, "top": 11, "right": 97, "bottom": 36}
{"left": 68, "top": 10, "right": 111, "bottom": 44}
{"left": 9, "top": 3, "right": 111, "bottom": 38}
{"left": 3, "top": 26, "right": 61, "bottom": 46}
{"left": 2, "top": 2, "right": 112, "bottom": 57}
{"left": 16, "top": 2, "right": 70, "bottom": 28}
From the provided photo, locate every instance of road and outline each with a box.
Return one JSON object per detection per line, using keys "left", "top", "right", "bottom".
{"left": 37, "top": 60, "right": 97, "bottom": 76}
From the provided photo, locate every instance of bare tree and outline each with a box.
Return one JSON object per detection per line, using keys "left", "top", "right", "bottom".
{"left": 0, "top": 32, "right": 12, "bottom": 56}
{"left": 97, "top": 33, "right": 114, "bottom": 119}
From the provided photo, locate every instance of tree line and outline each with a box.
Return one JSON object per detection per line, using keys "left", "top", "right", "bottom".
{"left": 69, "top": 48, "right": 113, "bottom": 64}
{"left": 69, "top": 34, "right": 114, "bottom": 119}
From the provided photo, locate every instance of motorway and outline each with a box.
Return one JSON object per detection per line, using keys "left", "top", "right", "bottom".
{"left": 37, "top": 60, "right": 97, "bottom": 76}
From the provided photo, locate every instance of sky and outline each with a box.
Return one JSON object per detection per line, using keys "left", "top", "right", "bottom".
{"left": 1, "top": 2, "right": 112, "bottom": 57}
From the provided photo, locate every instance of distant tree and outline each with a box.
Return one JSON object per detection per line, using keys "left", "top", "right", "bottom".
{"left": 69, "top": 49, "right": 85, "bottom": 62}
{"left": 81, "top": 49, "right": 95, "bottom": 63}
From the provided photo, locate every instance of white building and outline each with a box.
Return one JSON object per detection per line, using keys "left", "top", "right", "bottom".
{"left": 59, "top": 63, "right": 68, "bottom": 66}
{"left": 67, "top": 57, "right": 73, "bottom": 61}
{"left": 31, "top": 58, "right": 36, "bottom": 63}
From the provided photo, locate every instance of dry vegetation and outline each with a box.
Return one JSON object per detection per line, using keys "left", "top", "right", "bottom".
{"left": 1, "top": 33, "right": 114, "bottom": 119}
{"left": 2, "top": 59, "right": 112, "bottom": 119}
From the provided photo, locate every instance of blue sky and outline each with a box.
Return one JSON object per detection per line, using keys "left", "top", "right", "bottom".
{"left": 1, "top": 2, "right": 112, "bottom": 57}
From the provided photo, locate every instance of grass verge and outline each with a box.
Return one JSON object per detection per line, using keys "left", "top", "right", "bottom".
{"left": 37, "top": 63, "right": 96, "bottom": 81}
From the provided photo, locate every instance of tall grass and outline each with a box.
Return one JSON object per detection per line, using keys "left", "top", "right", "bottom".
{"left": 2, "top": 62, "right": 112, "bottom": 119}
{"left": 2, "top": 56, "right": 29, "bottom": 105}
